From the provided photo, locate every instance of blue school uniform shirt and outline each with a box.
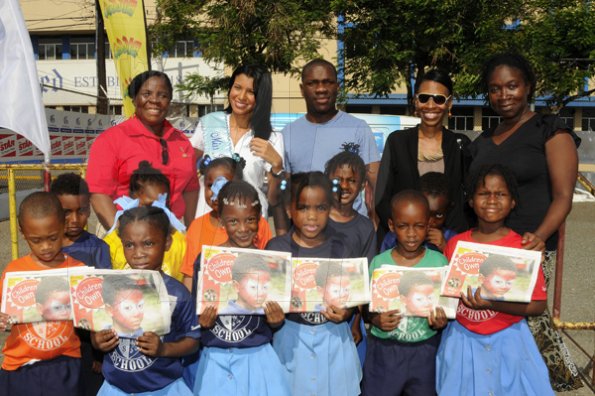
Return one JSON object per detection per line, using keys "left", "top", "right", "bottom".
{"left": 194, "top": 253, "right": 275, "bottom": 349}
{"left": 62, "top": 230, "right": 111, "bottom": 269}
{"left": 265, "top": 230, "right": 354, "bottom": 326}
{"left": 102, "top": 273, "right": 199, "bottom": 393}
{"left": 327, "top": 214, "right": 377, "bottom": 263}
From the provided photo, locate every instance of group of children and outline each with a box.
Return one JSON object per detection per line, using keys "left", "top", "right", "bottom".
{"left": 0, "top": 145, "right": 554, "bottom": 396}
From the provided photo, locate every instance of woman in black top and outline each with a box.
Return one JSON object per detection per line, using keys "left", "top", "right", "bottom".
{"left": 470, "top": 52, "right": 582, "bottom": 391}
{"left": 375, "top": 69, "right": 471, "bottom": 246}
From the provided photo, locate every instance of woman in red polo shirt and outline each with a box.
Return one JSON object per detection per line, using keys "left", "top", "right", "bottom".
{"left": 86, "top": 71, "right": 198, "bottom": 232}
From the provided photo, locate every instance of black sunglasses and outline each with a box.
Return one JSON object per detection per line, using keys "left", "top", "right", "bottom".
{"left": 416, "top": 93, "right": 451, "bottom": 105}
{"left": 159, "top": 138, "right": 169, "bottom": 165}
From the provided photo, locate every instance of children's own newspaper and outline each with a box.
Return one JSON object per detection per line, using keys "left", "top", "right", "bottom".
{"left": 69, "top": 269, "right": 172, "bottom": 337}
{"left": 440, "top": 241, "right": 542, "bottom": 303}
{"left": 196, "top": 246, "right": 292, "bottom": 315}
{"left": 289, "top": 257, "right": 370, "bottom": 313}
{"left": 369, "top": 266, "right": 458, "bottom": 318}
{"left": 1, "top": 268, "right": 89, "bottom": 324}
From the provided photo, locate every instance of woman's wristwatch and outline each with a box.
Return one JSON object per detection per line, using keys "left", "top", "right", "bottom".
{"left": 271, "top": 166, "right": 285, "bottom": 178}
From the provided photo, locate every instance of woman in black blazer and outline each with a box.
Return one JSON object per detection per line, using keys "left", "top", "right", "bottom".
{"left": 375, "top": 70, "right": 471, "bottom": 247}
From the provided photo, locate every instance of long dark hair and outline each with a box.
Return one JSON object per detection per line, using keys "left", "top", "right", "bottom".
{"left": 225, "top": 64, "right": 273, "bottom": 140}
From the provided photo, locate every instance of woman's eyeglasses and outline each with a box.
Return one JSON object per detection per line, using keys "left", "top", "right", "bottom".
{"left": 416, "top": 93, "right": 451, "bottom": 105}
{"left": 160, "top": 139, "right": 169, "bottom": 165}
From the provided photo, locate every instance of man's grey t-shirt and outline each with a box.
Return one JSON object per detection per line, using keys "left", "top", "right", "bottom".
{"left": 281, "top": 111, "right": 380, "bottom": 216}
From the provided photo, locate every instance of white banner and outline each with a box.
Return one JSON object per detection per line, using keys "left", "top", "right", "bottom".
{"left": 0, "top": 0, "right": 50, "bottom": 161}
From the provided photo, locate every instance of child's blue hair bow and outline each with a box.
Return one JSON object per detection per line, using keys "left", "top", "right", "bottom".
{"left": 151, "top": 193, "right": 186, "bottom": 232}
{"left": 211, "top": 176, "right": 229, "bottom": 202}
{"left": 107, "top": 193, "right": 186, "bottom": 235}
{"left": 106, "top": 196, "right": 140, "bottom": 235}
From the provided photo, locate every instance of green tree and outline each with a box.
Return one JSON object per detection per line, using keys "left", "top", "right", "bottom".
{"left": 333, "top": 0, "right": 594, "bottom": 112}
{"left": 152, "top": 0, "right": 335, "bottom": 73}
{"left": 176, "top": 74, "right": 228, "bottom": 110}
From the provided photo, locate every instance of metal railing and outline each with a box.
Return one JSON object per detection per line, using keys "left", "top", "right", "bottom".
{"left": 0, "top": 163, "right": 87, "bottom": 260}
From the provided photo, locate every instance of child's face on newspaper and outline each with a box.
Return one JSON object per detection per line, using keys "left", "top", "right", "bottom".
{"left": 402, "top": 283, "right": 435, "bottom": 317}
{"left": 319, "top": 275, "right": 351, "bottom": 308}
{"left": 108, "top": 289, "right": 145, "bottom": 333}
{"left": 57, "top": 194, "right": 91, "bottom": 240}
{"left": 234, "top": 271, "right": 271, "bottom": 310}
{"left": 120, "top": 221, "right": 172, "bottom": 271}
{"left": 21, "top": 214, "right": 65, "bottom": 267}
{"left": 220, "top": 200, "right": 259, "bottom": 248}
{"left": 480, "top": 268, "right": 516, "bottom": 298}
{"left": 37, "top": 290, "right": 71, "bottom": 321}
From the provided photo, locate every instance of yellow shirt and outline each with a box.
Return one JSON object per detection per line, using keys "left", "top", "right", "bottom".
{"left": 103, "top": 229, "right": 186, "bottom": 282}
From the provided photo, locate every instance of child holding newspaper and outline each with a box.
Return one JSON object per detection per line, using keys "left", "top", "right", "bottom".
{"left": 436, "top": 164, "right": 553, "bottom": 395}
{"left": 193, "top": 180, "right": 289, "bottom": 396}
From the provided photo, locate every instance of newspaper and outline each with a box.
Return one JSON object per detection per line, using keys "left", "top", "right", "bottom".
{"left": 289, "top": 257, "right": 370, "bottom": 313}
{"left": 69, "top": 269, "right": 172, "bottom": 337}
{"left": 1, "top": 268, "right": 85, "bottom": 324}
{"left": 369, "top": 266, "right": 457, "bottom": 318}
{"left": 196, "top": 246, "right": 292, "bottom": 315}
{"left": 440, "top": 241, "right": 542, "bottom": 303}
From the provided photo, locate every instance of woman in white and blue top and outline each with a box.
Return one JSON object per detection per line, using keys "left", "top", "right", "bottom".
{"left": 189, "top": 64, "right": 285, "bottom": 219}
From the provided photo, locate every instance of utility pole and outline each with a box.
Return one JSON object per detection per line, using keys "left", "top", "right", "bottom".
{"left": 96, "top": 0, "right": 108, "bottom": 114}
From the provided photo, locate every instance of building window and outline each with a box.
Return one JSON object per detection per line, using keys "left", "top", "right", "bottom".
{"left": 38, "top": 38, "right": 63, "bottom": 60}
{"left": 482, "top": 108, "right": 501, "bottom": 131}
{"left": 582, "top": 108, "right": 595, "bottom": 131}
{"left": 558, "top": 107, "right": 574, "bottom": 130}
{"left": 198, "top": 104, "right": 225, "bottom": 117}
{"left": 62, "top": 106, "right": 89, "bottom": 113}
{"left": 105, "top": 41, "right": 112, "bottom": 59}
{"left": 70, "top": 37, "right": 95, "bottom": 60}
{"left": 109, "top": 105, "right": 122, "bottom": 115}
{"left": 169, "top": 40, "right": 195, "bottom": 58}
{"left": 448, "top": 107, "right": 474, "bottom": 132}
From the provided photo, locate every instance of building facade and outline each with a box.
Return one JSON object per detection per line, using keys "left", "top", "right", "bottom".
{"left": 21, "top": 0, "right": 595, "bottom": 132}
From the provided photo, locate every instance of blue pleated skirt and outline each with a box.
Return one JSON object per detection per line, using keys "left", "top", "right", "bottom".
{"left": 98, "top": 378, "right": 192, "bottom": 396}
{"left": 436, "top": 320, "right": 554, "bottom": 396}
{"left": 193, "top": 343, "right": 290, "bottom": 396}
{"left": 273, "top": 320, "right": 362, "bottom": 396}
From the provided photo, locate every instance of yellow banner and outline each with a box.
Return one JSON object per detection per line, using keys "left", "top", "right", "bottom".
{"left": 99, "top": 0, "right": 149, "bottom": 117}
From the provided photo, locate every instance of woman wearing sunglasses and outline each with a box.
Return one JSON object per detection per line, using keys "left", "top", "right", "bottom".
{"left": 375, "top": 69, "right": 471, "bottom": 248}
{"left": 87, "top": 71, "right": 199, "bottom": 233}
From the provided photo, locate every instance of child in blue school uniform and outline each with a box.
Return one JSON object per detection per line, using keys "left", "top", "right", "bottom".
{"left": 362, "top": 189, "right": 448, "bottom": 396}
{"left": 324, "top": 147, "right": 377, "bottom": 368}
{"left": 193, "top": 180, "right": 290, "bottom": 396}
{"left": 266, "top": 171, "right": 362, "bottom": 396}
{"left": 91, "top": 206, "right": 200, "bottom": 395}
{"left": 50, "top": 173, "right": 111, "bottom": 269}
{"left": 436, "top": 164, "right": 553, "bottom": 395}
